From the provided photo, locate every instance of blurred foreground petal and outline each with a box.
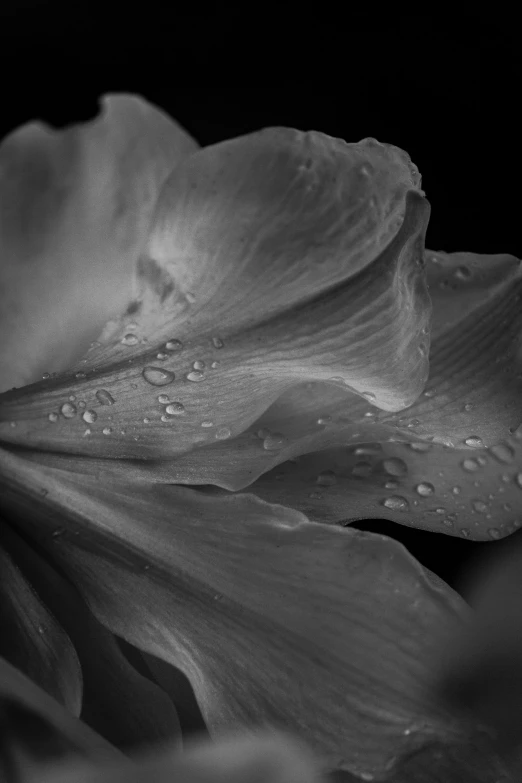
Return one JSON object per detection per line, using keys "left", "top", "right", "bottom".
{"left": 37, "top": 731, "right": 322, "bottom": 783}
{"left": 0, "top": 93, "right": 198, "bottom": 392}
{"left": 0, "top": 444, "right": 492, "bottom": 780}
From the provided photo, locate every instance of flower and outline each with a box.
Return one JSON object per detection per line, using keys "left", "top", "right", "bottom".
{"left": 0, "top": 93, "right": 521, "bottom": 782}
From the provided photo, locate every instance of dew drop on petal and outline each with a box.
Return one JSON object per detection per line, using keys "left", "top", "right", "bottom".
{"left": 68, "top": 395, "right": 76, "bottom": 402}
{"left": 165, "top": 402, "right": 185, "bottom": 415}
{"left": 122, "top": 333, "right": 139, "bottom": 346}
{"left": 82, "top": 410, "right": 97, "bottom": 423}
{"left": 443, "top": 519, "right": 454, "bottom": 527}
{"left": 165, "top": 339, "right": 183, "bottom": 351}
{"left": 48, "top": 412, "right": 58, "bottom": 422}
{"left": 462, "top": 458, "right": 480, "bottom": 472}
{"left": 211, "top": 361, "right": 220, "bottom": 369}
{"left": 316, "top": 470, "right": 337, "bottom": 486}
{"left": 513, "top": 424, "right": 522, "bottom": 440}
{"left": 472, "top": 500, "right": 488, "bottom": 513}
{"left": 215, "top": 426, "right": 231, "bottom": 440}
{"left": 452, "top": 486, "right": 461, "bottom": 495}
{"left": 455, "top": 265, "right": 472, "bottom": 280}
{"left": 60, "top": 402, "right": 77, "bottom": 419}
{"left": 158, "top": 394, "right": 170, "bottom": 404}
{"left": 263, "top": 432, "right": 287, "bottom": 451}
{"left": 489, "top": 443, "right": 515, "bottom": 464}
{"left": 156, "top": 352, "right": 168, "bottom": 360}
{"left": 212, "top": 336, "right": 224, "bottom": 348}
{"left": 384, "top": 480, "right": 399, "bottom": 489}
{"left": 382, "top": 495, "right": 410, "bottom": 512}
{"left": 42, "top": 372, "right": 50, "bottom": 379}
{"left": 488, "top": 528, "right": 501, "bottom": 539}
{"left": 143, "top": 367, "right": 175, "bottom": 386}
{"left": 464, "top": 436, "right": 484, "bottom": 448}
{"left": 186, "top": 371, "right": 205, "bottom": 382}
{"left": 75, "top": 372, "right": 86, "bottom": 379}
{"left": 516, "top": 473, "right": 522, "bottom": 489}
{"left": 130, "top": 383, "right": 138, "bottom": 390}
{"left": 193, "top": 360, "right": 205, "bottom": 370}
{"left": 160, "top": 414, "right": 171, "bottom": 422}
{"left": 96, "top": 389, "right": 115, "bottom": 406}
{"left": 143, "top": 417, "right": 150, "bottom": 424}
{"left": 409, "top": 442, "right": 432, "bottom": 452}
{"left": 355, "top": 444, "right": 382, "bottom": 456}
{"left": 416, "top": 482, "right": 435, "bottom": 497}
{"left": 102, "top": 427, "right": 112, "bottom": 435}
{"left": 382, "top": 458, "right": 408, "bottom": 476}
{"left": 201, "top": 420, "right": 214, "bottom": 427}
{"left": 463, "top": 403, "right": 474, "bottom": 412}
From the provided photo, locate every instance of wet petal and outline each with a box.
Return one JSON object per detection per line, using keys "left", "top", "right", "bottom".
{"left": 0, "top": 132, "right": 430, "bottom": 460}
{"left": 39, "top": 731, "right": 322, "bottom": 783}
{"left": 0, "top": 534, "right": 82, "bottom": 715}
{"left": 0, "top": 520, "right": 181, "bottom": 753}
{"left": 0, "top": 93, "right": 198, "bottom": 393}
{"left": 0, "top": 444, "right": 487, "bottom": 780}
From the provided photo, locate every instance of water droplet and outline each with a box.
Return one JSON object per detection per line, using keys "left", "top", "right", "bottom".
{"left": 193, "top": 360, "right": 205, "bottom": 370}
{"left": 82, "top": 410, "right": 97, "bottom": 423}
{"left": 156, "top": 352, "right": 168, "bottom": 360}
{"left": 409, "top": 442, "right": 432, "bottom": 452}
{"left": 382, "top": 495, "right": 410, "bottom": 512}
{"left": 127, "top": 322, "right": 138, "bottom": 330}
{"left": 382, "top": 458, "right": 408, "bottom": 476}
{"left": 416, "top": 482, "right": 435, "bottom": 497}
{"left": 516, "top": 473, "right": 522, "bottom": 489}
{"left": 77, "top": 400, "right": 86, "bottom": 409}
{"left": 165, "top": 339, "right": 183, "bottom": 351}
{"left": 83, "top": 428, "right": 91, "bottom": 436}
{"left": 489, "top": 443, "right": 515, "bottom": 464}
{"left": 130, "top": 383, "right": 138, "bottom": 390}
{"left": 364, "top": 411, "right": 375, "bottom": 418}
{"left": 361, "top": 391, "right": 376, "bottom": 402}
{"left": 464, "top": 436, "right": 483, "bottom": 448}
{"left": 143, "top": 417, "right": 150, "bottom": 424}
{"left": 165, "top": 402, "right": 185, "bottom": 415}
{"left": 68, "top": 395, "right": 76, "bottom": 402}
{"left": 263, "top": 432, "right": 287, "bottom": 451}
{"left": 122, "top": 333, "right": 139, "bottom": 346}
{"left": 455, "top": 265, "right": 471, "bottom": 280}
{"left": 513, "top": 424, "right": 522, "bottom": 440}
{"left": 48, "top": 412, "right": 58, "bottom": 422}
{"left": 102, "top": 427, "right": 112, "bottom": 435}
{"left": 143, "top": 366, "right": 175, "bottom": 386}
{"left": 60, "top": 402, "right": 77, "bottom": 419}
{"left": 452, "top": 486, "right": 461, "bottom": 495}
{"left": 212, "top": 336, "right": 224, "bottom": 348}
{"left": 186, "top": 370, "right": 205, "bottom": 382}
{"left": 384, "top": 480, "right": 399, "bottom": 489}
{"left": 462, "top": 458, "right": 480, "bottom": 472}
{"left": 488, "top": 528, "right": 501, "bottom": 539}
{"left": 158, "top": 394, "right": 170, "bottom": 404}
{"left": 160, "top": 414, "right": 172, "bottom": 422}
{"left": 352, "top": 461, "right": 373, "bottom": 477}
{"left": 423, "top": 389, "right": 435, "bottom": 397}
{"left": 201, "top": 420, "right": 214, "bottom": 427}
{"left": 463, "top": 403, "right": 473, "bottom": 411}
{"left": 460, "top": 528, "right": 471, "bottom": 538}
{"left": 442, "top": 518, "right": 454, "bottom": 527}
{"left": 42, "top": 372, "right": 50, "bottom": 379}
{"left": 316, "top": 470, "right": 337, "bottom": 486}
{"left": 317, "top": 416, "right": 332, "bottom": 425}
{"left": 477, "top": 456, "right": 487, "bottom": 466}
{"left": 211, "top": 361, "right": 220, "bottom": 369}
{"left": 75, "top": 371, "right": 86, "bottom": 379}
{"left": 472, "top": 500, "right": 488, "bottom": 513}
{"left": 96, "top": 389, "right": 115, "bottom": 406}
{"left": 434, "top": 507, "right": 446, "bottom": 514}
{"left": 354, "top": 444, "right": 382, "bottom": 456}
{"left": 215, "top": 426, "right": 231, "bottom": 440}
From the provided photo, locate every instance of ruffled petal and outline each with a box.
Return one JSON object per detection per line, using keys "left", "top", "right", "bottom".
{"left": 0, "top": 132, "right": 430, "bottom": 460}
{"left": 0, "top": 533, "right": 82, "bottom": 715}
{"left": 0, "top": 93, "right": 198, "bottom": 393}
{"left": 0, "top": 444, "right": 493, "bottom": 780}
{"left": 0, "top": 521, "right": 181, "bottom": 754}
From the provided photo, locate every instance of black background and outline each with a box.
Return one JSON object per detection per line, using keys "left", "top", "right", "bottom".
{"left": 0, "top": 8, "right": 520, "bottom": 608}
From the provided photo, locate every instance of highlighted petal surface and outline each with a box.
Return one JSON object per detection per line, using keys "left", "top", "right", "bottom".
{"left": 0, "top": 444, "right": 492, "bottom": 780}
{"left": 0, "top": 94, "right": 198, "bottom": 392}
{"left": 0, "top": 130, "right": 430, "bottom": 458}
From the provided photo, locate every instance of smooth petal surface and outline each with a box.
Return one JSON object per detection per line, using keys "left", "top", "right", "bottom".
{"left": 0, "top": 93, "right": 198, "bottom": 392}
{"left": 0, "top": 132, "right": 430, "bottom": 459}
{"left": 38, "top": 731, "right": 322, "bottom": 783}
{"left": 0, "top": 656, "right": 125, "bottom": 775}
{"left": 0, "top": 444, "right": 492, "bottom": 780}
{"left": 0, "top": 536, "right": 82, "bottom": 715}
{"left": 0, "top": 521, "right": 182, "bottom": 753}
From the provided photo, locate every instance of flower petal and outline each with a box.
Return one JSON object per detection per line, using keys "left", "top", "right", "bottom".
{"left": 0, "top": 655, "right": 125, "bottom": 773}
{"left": 38, "top": 731, "right": 322, "bottom": 783}
{"left": 0, "top": 93, "right": 198, "bottom": 393}
{"left": 0, "top": 520, "right": 181, "bottom": 753}
{"left": 0, "top": 530, "right": 82, "bottom": 715}
{"left": 0, "top": 132, "right": 430, "bottom": 461}
{"left": 0, "top": 444, "right": 491, "bottom": 780}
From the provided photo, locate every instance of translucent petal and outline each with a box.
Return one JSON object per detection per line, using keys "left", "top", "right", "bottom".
{"left": 0, "top": 93, "right": 198, "bottom": 392}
